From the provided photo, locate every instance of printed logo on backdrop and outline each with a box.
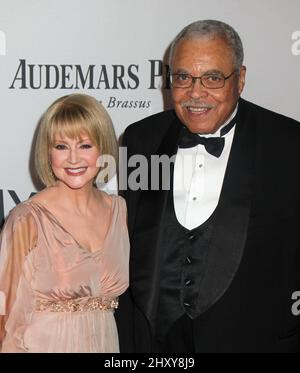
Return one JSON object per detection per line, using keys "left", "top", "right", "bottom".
{"left": 291, "top": 31, "right": 300, "bottom": 56}
{"left": 0, "top": 30, "right": 6, "bottom": 56}
{"left": 8, "top": 59, "right": 170, "bottom": 109}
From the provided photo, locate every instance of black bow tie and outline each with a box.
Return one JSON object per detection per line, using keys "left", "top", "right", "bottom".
{"left": 178, "top": 116, "right": 236, "bottom": 158}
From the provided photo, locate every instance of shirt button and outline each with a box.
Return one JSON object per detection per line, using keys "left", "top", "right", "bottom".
{"left": 186, "top": 256, "right": 192, "bottom": 264}
{"left": 192, "top": 197, "right": 197, "bottom": 201}
{"left": 185, "top": 279, "right": 192, "bottom": 286}
{"left": 199, "top": 164, "right": 203, "bottom": 168}
{"left": 183, "top": 302, "right": 191, "bottom": 307}
{"left": 188, "top": 234, "right": 195, "bottom": 240}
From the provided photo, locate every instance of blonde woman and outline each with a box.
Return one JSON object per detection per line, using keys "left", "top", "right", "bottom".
{"left": 0, "top": 94, "right": 129, "bottom": 352}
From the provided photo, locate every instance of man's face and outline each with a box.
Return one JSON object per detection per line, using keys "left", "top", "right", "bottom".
{"left": 171, "top": 36, "right": 246, "bottom": 134}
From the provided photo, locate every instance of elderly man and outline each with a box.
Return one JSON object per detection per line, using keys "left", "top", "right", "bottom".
{"left": 117, "top": 19, "right": 300, "bottom": 352}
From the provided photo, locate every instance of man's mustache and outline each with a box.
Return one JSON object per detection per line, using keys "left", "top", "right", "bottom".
{"left": 181, "top": 101, "right": 216, "bottom": 109}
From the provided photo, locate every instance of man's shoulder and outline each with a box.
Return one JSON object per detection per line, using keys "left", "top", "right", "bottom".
{"left": 124, "top": 110, "right": 177, "bottom": 137}
{"left": 241, "top": 98, "right": 300, "bottom": 130}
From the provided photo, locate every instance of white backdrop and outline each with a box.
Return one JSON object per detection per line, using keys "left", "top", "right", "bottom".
{"left": 0, "top": 0, "right": 300, "bottom": 222}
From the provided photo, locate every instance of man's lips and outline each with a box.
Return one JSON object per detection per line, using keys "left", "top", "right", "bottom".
{"left": 186, "top": 106, "right": 211, "bottom": 113}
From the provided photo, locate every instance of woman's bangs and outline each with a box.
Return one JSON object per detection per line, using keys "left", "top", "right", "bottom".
{"left": 49, "top": 117, "right": 93, "bottom": 145}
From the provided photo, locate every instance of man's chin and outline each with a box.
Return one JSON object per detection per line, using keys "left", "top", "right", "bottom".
{"left": 185, "top": 122, "right": 218, "bottom": 135}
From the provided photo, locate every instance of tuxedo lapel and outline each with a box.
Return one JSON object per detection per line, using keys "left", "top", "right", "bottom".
{"left": 196, "top": 99, "right": 255, "bottom": 314}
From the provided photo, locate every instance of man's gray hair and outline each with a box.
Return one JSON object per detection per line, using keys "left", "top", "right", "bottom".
{"left": 168, "top": 20, "right": 244, "bottom": 69}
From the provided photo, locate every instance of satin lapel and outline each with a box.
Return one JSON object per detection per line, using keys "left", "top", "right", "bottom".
{"left": 196, "top": 99, "right": 255, "bottom": 314}
{"left": 131, "top": 116, "right": 182, "bottom": 326}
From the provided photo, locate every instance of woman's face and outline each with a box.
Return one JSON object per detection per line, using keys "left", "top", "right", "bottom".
{"left": 50, "top": 133, "right": 100, "bottom": 190}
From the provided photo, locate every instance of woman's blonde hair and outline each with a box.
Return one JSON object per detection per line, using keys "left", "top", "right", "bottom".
{"left": 35, "top": 93, "right": 118, "bottom": 187}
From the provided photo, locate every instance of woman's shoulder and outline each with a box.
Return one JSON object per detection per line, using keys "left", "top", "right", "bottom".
{"left": 2, "top": 200, "right": 38, "bottom": 244}
{"left": 97, "top": 191, "right": 127, "bottom": 225}
{"left": 5, "top": 189, "right": 54, "bottom": 227}
{"left": 7, "top": 200, "right": 35, "bottom": 221}
{"left": 27, "top": 187, "right": 55, "bottom": 205}
{"left": 115, "top": 195, "right": 127, "bottom": 211}
{"left": 111, "top": 194, "right": 127, "bottom": 214}
{"left": 96, "top": 190, "right": 126, "bottom": 207}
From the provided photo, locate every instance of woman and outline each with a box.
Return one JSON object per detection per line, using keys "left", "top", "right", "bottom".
{"left": 0, "top": 93, "right": 129, "bottom": 352}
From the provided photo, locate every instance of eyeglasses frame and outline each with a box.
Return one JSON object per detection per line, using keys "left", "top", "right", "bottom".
{"left": 170, "top": 69, "right": 237, "bottom": 89}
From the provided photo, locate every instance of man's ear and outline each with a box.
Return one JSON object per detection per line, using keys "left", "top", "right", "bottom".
{"left": 238, "top": 65, "right": 246, "bottom": 95}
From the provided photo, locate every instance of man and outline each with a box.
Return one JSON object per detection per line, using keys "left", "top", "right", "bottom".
{"left": 117, "top": 20, "right": 300, "bottom": 352}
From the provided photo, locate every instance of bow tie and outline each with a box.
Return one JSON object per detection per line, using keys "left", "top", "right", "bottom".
{"left": 178, "top": 116, "right": 236, "bottom": 158}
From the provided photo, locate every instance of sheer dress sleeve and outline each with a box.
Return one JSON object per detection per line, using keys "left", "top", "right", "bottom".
{"left": 0, "top": 204, "right": 37, "bottom": 351}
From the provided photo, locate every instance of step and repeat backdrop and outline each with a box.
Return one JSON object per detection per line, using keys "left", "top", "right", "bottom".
{"left": 0, "top": 0, "right": 300, "bottom": 224}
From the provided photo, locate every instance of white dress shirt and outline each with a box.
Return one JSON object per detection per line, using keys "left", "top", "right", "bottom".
{"left": 173, "top": 106, "right": 237, "bottom": 230}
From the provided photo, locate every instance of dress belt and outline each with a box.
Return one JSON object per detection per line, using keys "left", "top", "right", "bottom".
{"left": 35, "top": 296, "right": 119, "bottom": 312}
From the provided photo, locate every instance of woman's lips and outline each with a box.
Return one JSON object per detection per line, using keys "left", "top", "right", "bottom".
{"left": 64, "top": 167, "right": 87, "bottom": 176}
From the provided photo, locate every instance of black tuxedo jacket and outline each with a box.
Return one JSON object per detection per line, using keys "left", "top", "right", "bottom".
{"left": 116, "top": 98, "right": 300, "bottom": 352}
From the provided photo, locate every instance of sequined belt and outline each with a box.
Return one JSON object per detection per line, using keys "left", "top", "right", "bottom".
{"left": 35, "top": 296, "right": 119, "bottom": 313}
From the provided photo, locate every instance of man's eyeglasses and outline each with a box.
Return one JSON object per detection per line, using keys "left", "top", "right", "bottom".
{"left": 170, "top": 70, "right": 237, "bottom": 89}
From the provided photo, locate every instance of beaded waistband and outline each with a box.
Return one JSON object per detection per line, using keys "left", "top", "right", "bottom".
{"left": 35, "top": 296, "right": 119, "bottom": 313}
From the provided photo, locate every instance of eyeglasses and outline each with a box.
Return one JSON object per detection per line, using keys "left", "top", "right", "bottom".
{"left": 170, "top": 70, "right": 237, "bottom": 89}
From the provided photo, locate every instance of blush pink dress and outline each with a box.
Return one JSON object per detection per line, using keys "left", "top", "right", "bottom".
{"left": 0, "top": 194, "right": 129, "bottom": 353}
